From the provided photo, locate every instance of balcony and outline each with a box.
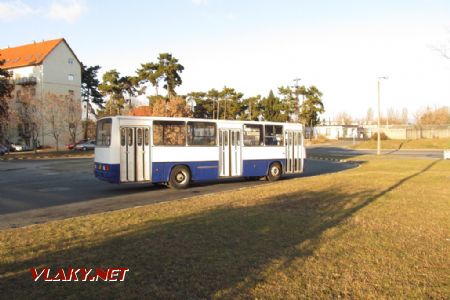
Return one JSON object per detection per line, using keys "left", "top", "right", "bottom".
{"left": 14, "top": 77, "right": 37, "bottom": 85}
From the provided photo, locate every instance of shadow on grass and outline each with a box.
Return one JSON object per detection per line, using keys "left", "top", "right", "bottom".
{"left": 384, "top": 140, "right": 408, "bottom": 155}
{"left": 1, "top": 160, "right": 439, "bottom": 298}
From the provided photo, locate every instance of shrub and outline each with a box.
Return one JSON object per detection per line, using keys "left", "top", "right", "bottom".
{"left": 371, "top": 132, "right": 389, "bottom": 140}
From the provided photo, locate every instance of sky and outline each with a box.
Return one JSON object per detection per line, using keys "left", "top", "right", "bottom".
{"left": 1, "top": 0, "right": 450, "bottom": 121}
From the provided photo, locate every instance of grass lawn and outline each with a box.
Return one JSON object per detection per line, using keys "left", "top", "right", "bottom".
{"left": 305, "top": 136, "right": 330, "bottom": 145}
{"left": 1, "top": 156, "right": 449, "bottom": 298}
{"left": 351, "top": 138, "right": 450, "bottom": 150}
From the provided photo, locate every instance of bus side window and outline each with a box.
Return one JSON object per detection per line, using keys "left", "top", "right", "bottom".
{"left": 153, "top": 121, "right": 186, "bottom": 146}
{"left": 243, "top": 124, "right": 263, "bottom": 146}
{"left": 187, "top": 122, "right": 216, "bottom": 146}
{"left": 121, "top": 128, "right": 125, "bottom": 146}
{"left": 265, "top": 125, "right": 284, "bottom": 146}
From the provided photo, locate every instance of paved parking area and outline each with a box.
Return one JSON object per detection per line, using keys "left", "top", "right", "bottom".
{"left": 0, "top": 158, "right": 356, "bottom": 229}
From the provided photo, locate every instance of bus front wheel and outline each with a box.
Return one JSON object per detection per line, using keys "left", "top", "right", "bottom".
{"left": 267, "top": 162, "right": 282, "bottom": 182}
{"left": 169, "top": 165, "right": 191, "bottom": 189}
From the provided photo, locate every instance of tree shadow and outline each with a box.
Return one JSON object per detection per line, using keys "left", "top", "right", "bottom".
{"left": 385, "top": 140, "right": 408, "bottom": 155}
{"left": 0, "top": 160, "right": 440, "bottom": 298}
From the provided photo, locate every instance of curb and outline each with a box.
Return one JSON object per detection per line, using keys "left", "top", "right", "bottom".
{"left": 346, "top": 148, "right": 446, "bottom": 151}
{"left": 0, "top": 155, "right": 94, "bottom": 161}
{"left": 307, "top": 156, "right": 348, "bottom": 163}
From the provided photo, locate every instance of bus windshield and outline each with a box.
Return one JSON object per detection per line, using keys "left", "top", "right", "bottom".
{"left": 96, "top": 118, "right": 112, "bottom": 146}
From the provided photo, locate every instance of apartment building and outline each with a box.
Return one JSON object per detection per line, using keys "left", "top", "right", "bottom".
{"left": 0, "top": 38, "right": 82, "bottom": 147}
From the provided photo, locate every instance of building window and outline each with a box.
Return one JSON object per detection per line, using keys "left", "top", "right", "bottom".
{"left": 187, "top": 122, "right": 216, "bottom": 146}
{"left": 264, "top": 125, "right": 284, "bottom": 146}
{"left": 68, "top": 58, "right": 74, "bottom": 64}
{"left": 153, "top": 121, "right": 186, "bottom": 146}
{"left": 68, "top": 74, "right": 74, "bottom": 81}
{"left": 30, "top": 87, "right": 36, "bottom": 96}
{"left": 244, "top": 124, "right": 263, "bottom": 146}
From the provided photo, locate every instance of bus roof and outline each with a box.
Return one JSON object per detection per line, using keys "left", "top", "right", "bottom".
{"left": 99, "top": 115, "right": 303, "bottom": 128}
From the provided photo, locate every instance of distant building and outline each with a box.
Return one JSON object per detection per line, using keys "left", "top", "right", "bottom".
{"left": 313, "top": 124, "right": 362, "bottom": 140}
{"left": 0, "top": 38, "right": 82, "bottom": 147}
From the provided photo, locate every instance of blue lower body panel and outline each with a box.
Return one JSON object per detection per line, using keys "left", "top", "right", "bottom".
{"left": 94, "top": 159, "right": 289, "bottom": 184}
{"left": 242, "top": 159, "right": 286, "bottom": 177}
{"left": 152, "top": 161, "right": 219, "bottom": 183}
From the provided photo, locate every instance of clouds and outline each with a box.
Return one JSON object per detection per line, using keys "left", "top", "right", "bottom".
{"left": 0, "top": 0, "right": 35, "bottom": 21}
{"left": 192, "top": 0, "right": 208, "bottom": 5}
{"left": 47, "top": 0, "right": 87, "bottom": 23}
{"left": 0, "top": 0, "right": 87, "bottom": 23}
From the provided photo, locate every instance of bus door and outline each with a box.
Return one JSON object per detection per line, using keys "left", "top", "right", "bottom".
{"left": 219, "top": 129, "right": 242, "bottom": 177}
{"left": 285, "top": 131, "right": 304, "bottom": 173}
{"left": 120, "top": 127, "right": 151, "bottom": 182}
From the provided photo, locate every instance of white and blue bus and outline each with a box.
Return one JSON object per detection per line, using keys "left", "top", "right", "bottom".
{"left": 94, "top": 116, "right": 305, "bottom": 189}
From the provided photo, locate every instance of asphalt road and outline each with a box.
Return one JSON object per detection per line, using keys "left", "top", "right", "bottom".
{"left": 307, "top": 145, "right": 444, "bottom": 159}
{"left": 0, "top": 158, "right": 355, "bottom": 229}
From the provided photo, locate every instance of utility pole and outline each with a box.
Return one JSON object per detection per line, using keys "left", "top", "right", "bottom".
{"left": 377, "top": 76, "right": 388, "bottom": 155}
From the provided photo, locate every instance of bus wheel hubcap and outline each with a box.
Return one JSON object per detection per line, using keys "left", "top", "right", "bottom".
{"left": 271, "top": 167, "right": 279, "bottom": 176}
{"left": 176, "top": 172, "right": 185, "bottom": 183}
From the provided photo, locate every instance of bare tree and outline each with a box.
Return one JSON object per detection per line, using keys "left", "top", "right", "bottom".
{"left": 335, "top": 112, "right": 353, "bottom": 125}
{"left": 387, "top": 107, "right": 403, "bottom": 125}
{"left": 432, "top": 35, "right": 450, "bottom": 59}
{"left": 130, "top": 96, "right": 191, "bottom": 117}
{"left": 14, "top": 91, "right": 44, "bottom": 151}
{"left": 401, "top": 107, "right": 409, "bottom": 125}
{"left": 415, "top": 106, "right": 450, "bottom": 125}
{"left": 1, "top": 94, "right": 18, "bottom": 143}
{"left": 42, "top": 93, "right": 67, "bottom": 151}
{"left": 366, "top": 108, "right": 374, "bottom": 124}
{"left": 66, "top": 95, "right": 82, "bottom": 144}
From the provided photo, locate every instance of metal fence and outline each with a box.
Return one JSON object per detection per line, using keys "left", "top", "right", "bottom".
{"left": 365, "top": 125, "right": 450, "bottom": 140}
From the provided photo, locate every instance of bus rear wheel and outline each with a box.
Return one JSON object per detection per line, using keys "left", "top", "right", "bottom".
{"left": 169, "top": 165, "right": 191, "bottom": 189}
{"left": 267, "top": 162, "right": 282, "bottom": 182}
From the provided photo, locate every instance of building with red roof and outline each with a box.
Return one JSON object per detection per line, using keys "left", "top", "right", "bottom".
{"left": 0, "top": 38, "right": 82, "bottom": 147}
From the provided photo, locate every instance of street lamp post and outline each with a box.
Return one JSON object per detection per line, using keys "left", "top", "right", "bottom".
{"left": 377, "top": 76, "right": 388, "bottom": 155}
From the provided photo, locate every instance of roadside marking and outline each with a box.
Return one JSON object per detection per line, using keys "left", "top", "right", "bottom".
{"left": 38, "top": 187, "right": 72, "bottom": 192}
{"left": 307, "top": 156, "right": 348, "bottom": 163}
